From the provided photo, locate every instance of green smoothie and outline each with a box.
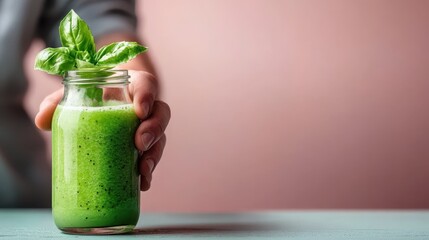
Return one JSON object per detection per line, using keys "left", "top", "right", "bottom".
{"left": 52, "top": 103, "right": 140, "bottom": 230}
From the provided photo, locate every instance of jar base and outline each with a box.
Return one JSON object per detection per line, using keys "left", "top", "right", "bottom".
{"left": 60, "top": 225, "right": 135, "bottom": 235}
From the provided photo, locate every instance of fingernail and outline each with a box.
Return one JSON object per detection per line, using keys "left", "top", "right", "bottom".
{"left": 141, "top": 133, "right": 154, "bottom": 151}
{"left": 142, "top": 102, "right": 150, "bottom": 118}
{"left": 143, "top": 159, "right": 155, "bottom": 188}
{"left": 146, "top": 159, "right": 155, "bottom": 173}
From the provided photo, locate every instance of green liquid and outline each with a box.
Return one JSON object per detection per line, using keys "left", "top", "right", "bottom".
{"left": 52, "top": 103, "right": 140, "bottom": 229}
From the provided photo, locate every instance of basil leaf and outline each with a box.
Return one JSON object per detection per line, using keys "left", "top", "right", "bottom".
{"left": 94, "top": 42, "right": 147, "bottom": 67}
{"left": 75, "top": 59, "right": 95, "bottom": 68}
{"left": 75, "top": 61, "right": 114, "bottom": 73}
{"left": 73, "top": 70, "right": 115, "bottom": 79}
{"left": 34, "top": 47, "right": 76, "bottom": 75}
{"left": 35, "top": 10, "right": 147, "bottom": 77}
{"left": 83, "top": 87, "right": 103, "bottom": 106}
{"left": 75, "top": 50, "right": 92, "bottom": 62}
{"left": 59, "top": 10, "right": 96, "bottom": 56}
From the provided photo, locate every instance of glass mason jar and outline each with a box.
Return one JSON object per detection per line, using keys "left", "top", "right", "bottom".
{"left": 51, "top": 70, "right": 140, "bottom": 234}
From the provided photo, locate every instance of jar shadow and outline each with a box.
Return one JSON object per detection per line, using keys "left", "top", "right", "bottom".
{"left": 130, "top": 222, "right": 279, "bottom": 236}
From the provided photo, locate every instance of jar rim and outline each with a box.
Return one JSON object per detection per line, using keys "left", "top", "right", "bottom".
{"left": 64, "top": 69, "right": 130, "bottom": 85}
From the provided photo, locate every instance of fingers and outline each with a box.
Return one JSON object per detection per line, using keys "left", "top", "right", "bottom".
{"left": 135, "top": 100, "right": 171, "bottom": 152}
{"left": 128, "top": 70, "right": 158, "bottom": 120}
{"left": 130, "top": 71, "right": 170, "bottom": 191}
{"left": 135, "top": 98, "right": 170, "bottom": 191}
{"left": 140, "top": 134, "right": 167, "bottom": 191}
{"left": 35, "top": 88, "right": 63, "bottom": 130}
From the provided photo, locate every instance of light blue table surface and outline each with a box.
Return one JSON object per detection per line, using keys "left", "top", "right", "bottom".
{"left": 0, "top": 210, "right": 428, "bottom": 239}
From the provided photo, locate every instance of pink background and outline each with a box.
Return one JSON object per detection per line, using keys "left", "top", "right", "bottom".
{"left": 24, "top": 0, "right": 429, "bottom": 212}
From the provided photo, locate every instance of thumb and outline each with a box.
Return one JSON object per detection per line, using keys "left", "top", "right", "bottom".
{"left": 35, "top": 88, "right": 63, "bottom": 131}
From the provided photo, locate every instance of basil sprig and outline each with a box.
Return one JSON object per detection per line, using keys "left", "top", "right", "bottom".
{"left": 35, "top": 10, "right": 147, "bottom": 75}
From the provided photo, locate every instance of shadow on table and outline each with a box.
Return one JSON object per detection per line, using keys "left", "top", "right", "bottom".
{"left": 131, "top": 222, "right": 278, "bottom": 235}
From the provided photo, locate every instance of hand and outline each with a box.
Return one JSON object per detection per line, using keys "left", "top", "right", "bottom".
{"left": 35, "top": 70, "right": 171, "bottom": 191}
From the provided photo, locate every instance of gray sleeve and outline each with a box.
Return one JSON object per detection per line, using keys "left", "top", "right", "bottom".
{"left": 38, "top": 0, "right": 137, "bottom": 47}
